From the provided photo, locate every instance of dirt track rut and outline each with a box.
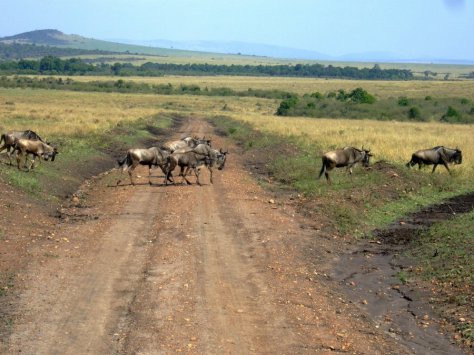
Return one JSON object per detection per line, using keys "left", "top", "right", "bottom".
{"left": 6, "top": 118, "right": 452, "bottom": 354}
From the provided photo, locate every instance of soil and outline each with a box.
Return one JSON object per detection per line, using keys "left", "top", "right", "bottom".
{"left": 0, "top": 117, "right": 471, "bottom": 354}
{"left": 330, "top": 192, "right": 474, "bottom": 355}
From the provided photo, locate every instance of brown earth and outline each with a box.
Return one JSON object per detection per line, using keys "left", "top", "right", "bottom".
{"left": 0, "top": 118, "right": 468, "bottom": 354}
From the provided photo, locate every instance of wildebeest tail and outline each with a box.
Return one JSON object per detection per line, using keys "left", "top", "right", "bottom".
{"left": 318, "top": 157, "right": 327, "bottom": 179}
{"left": 0, "top": 133, "right": 5, "bottom": 145}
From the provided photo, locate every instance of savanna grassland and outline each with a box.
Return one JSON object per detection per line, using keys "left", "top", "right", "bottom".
{"left": 1, "top": 75, "right": 474, "bottom": 346}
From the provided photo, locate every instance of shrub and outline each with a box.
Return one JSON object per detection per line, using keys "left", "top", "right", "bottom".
{"left": 398, "top": 96, "right": 409, "bottom": 106}
{"left": 349, "top": 87, "right": 376, "bottom": 104}
{"left": 276, "top": 96, "right": 298, "bottom": 116}
{"left": 408, "top": 106, "right": 421, "bottom": 119}
{"left": 441, "top": 106, "right": 462, "bottom": 122}
{"left": 336, "top": 89, "right": 348, "bottom": 101}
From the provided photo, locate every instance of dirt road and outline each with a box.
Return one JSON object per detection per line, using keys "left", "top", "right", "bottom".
{"left": 3, "top": 119, "right": 460, "bottom": 354}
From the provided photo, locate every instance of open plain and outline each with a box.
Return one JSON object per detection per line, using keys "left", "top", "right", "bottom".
{"left": 1, "top": 77, "right": 473, "bottom": 354}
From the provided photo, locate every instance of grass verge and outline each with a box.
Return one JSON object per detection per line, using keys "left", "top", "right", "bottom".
{"left": 407, "top": 211, "right": 474, "bottom": 346}
{"left": 0, "top": 112, "right": 175, "bottom": 202}
{"left": 210, "top": 114, "right": 473, "bottom": 236}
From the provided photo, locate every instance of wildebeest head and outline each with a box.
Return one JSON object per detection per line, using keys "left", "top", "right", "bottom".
{"left": 43, "top": 147, "right": 58, "bottom": 161}
{"left": 216, "top": 148, "right": 228, "bottom": 170}
{"left": 452, "top": 148, "right": 462, "bottom": 164}
{"left": 361, "top": 148, "right": 373, "bottom": 167}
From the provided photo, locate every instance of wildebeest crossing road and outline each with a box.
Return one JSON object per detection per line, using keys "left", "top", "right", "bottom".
{"left": 5, "top": 119, "right": 462, "bottom": 354}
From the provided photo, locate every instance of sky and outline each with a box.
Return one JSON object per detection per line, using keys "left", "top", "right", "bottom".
{"left": 1, "top": 0, "right": 473, "bottom": 61}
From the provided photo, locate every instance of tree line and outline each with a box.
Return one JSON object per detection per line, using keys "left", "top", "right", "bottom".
{"left": 0, "top": 55, "right": 414, "bottom": 80}
{"left": 0, "top": 75, "right": 294, "bottom": 99}
{"left": 0, "top": 43, "right": 118, "bottom": 61}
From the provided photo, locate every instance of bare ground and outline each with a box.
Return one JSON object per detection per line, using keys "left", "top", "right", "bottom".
{"left": 0, "top": 118, "right": 468, "bottom": 354}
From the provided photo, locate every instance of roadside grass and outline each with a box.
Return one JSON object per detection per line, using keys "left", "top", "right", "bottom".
{"left": 210, "top": 114, "right": 473, "bottom": 236}
{"left": 407, "top": 211, "right": 474, "bottom": 345}
{"left": 0, "top": 109, "right": 174, "bottom": 200}
{"left": 15, "top": 75, "right": 474, "bottom": 98}
{"left": 211, "top": 112, "right": 474, "bottom": 348}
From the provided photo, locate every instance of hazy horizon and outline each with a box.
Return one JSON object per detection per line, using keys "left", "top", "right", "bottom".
{"left": 1, "top": 0, "right": 473, "bottom": 62}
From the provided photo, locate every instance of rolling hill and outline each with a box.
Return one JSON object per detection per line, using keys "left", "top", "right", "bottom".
{"left": 0, "top": 29, "right": 218, "bottom": 58}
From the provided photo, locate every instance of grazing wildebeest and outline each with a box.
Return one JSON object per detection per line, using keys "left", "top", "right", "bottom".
{"left": 165, "top": 144, "right": 226, "bottom": 186}
{"left": 116, "top": 147, "right": 173, "bottom": 186}
{"left": 318, "top": 146, "right": 372, "bottom": 184}
{"left": 0, "top": 130, "right": 45, "bottom": 165}
{"left": 14, "top": 139, "right": 58, "bottom": 171}
{"left": 406, "top": 146, "right": 462, "bottom": 174}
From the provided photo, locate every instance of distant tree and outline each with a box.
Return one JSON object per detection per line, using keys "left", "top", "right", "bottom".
{"left": 348, "top": 87, "right": 376, "bottom": 104}
{"left": 398, "top": 96, "right": 409, "bottom": 106}
{"left": 408, "top": 106, "right": 421, "bottom": 119}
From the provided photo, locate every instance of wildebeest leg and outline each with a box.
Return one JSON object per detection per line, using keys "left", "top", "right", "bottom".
{"left": 27, "top": 156, "right": 36, "bottom": 171}
{"left": 30, "top": 154, "right": 41, "bottom": 170}
{"left": 347, "top": 164, "right": 354, "bottom": 181}
{"left": 194, "top": 167, "right": 202, "bottom": 186}
{"left": 116, "top": 168, "right": 127, "bottom": 186}
{"left": 208, "top": 166, "right": 213, "bottom": 184}
{"left": 148, "top": 164, "right": 153, "bottom": 185}
{"left": 432, "top": 164, "right": 438, "bottom": 173}
{"left": 16, "top": 152, "right": 23, "bottom": 170}
{"left": 0, "top": 144, "right": 11, "bottom": 164}
{"left": 179, "top": 166, "right": 191, "bottom": 185}
{"left": 8, "top": 148, "right": 16, "bottom": 165}
{"left": 441, "top": 161, "right": 451, "bottom": 174}
{"left": 325, "top": 171, "right": 331, "bottom": 184}
{"left": 159, "top": 165, "right": 174, "bottom": 185}
{"left": 128, "top": 168, "right": 136, "bottom": 185}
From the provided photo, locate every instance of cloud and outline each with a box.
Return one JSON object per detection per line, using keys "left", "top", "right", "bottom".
{"left": 443, "top": 0, "right": 465, "bottom": 10}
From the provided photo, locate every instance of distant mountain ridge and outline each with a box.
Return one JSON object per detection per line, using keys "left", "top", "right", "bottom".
{"left": 0, "top": 29, "right": 214, "bottom": 58}
{"left": 1, "top": 29, "right": 473, "bottom": 65}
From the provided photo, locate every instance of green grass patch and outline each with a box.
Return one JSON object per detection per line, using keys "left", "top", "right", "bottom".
{"left": 0, "top": 112, "right": 174, "bottom": 200}
{"left": 210, "top": 114, "right": 473, "bottom": 235}
{"left": 407, "top": 211, "right": 474, "bottom": 345}
{"left": 277, "top": 93, "right": 474, "bottom": 124}
{"left": 409, "top": 210, "right": 474, "bottom": 286}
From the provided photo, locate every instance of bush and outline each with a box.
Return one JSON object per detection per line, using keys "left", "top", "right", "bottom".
{"left": 276, "top": 96, "right": 298, "bottom": 116}
{"left": 310, "top": 91, "right": 323, "bottom": 99}
{"left": 349, "top": 87, "right": 376, "bottom": 104}
{"left": 398, "top": 96, "right": 409, "bottom": 106}
{"left": 442, "top": 106, "right": 462, "bottom": 122}
{"left": 408, "top": 106, "right": 421, "bottom": 119}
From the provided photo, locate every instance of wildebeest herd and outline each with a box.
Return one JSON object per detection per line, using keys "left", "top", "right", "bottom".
{"left": 0, "top": 129, "right": 464, "bottom": 186}
{"left": 319, "top": 145, "right": 462, "bottom": 184}
{"left": 0, "top": 130, "right": 58, "bottom": 171}
{"left": 115, "top": 135, "right": 228, "bottom": 186}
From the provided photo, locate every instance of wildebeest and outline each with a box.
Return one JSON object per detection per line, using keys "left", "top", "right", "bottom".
{"left": 406, "top": 146, "right": 462, "bottom": 174}
{"left": 0, "top": 130, "right": 45, "bottom": 165}
{"left": 165, "top": 144, "right": 226, "bottom": 186}
{"left": 116, "top": 147, "right": 172, "bottom": 186}
{"left": 318, "top": 146, "right": 372, "bottom": 184}
{"left": 14, "top": 139, "right": 58, "bottom": 171}
{"left": 161, "top": 135, "right": 211, "bottom": 153}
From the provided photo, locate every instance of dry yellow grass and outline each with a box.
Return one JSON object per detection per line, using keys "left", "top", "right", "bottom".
{"left": 0, "top": 88, "right": 167, "bottom": 137}
{"left": 1, "top": 80, "right": 473, "bottom": 177}
{"left": 230, "top": 113, "right": 474, "bottom": 173}
{"left": 53, "top": 75, "right": 474, "bottom": 98}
